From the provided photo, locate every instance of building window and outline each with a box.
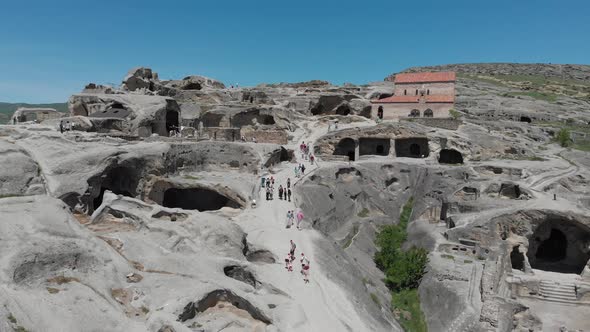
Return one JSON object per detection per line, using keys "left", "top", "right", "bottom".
{"left": 427, "top": 89, "right": 430, "bottom": 95}
{"left": 415, "top": 89, "right": 418, "bottom": 96}
{"left": 377, "top": 106, "right": 384, "bottom": 120}
{"left": 424, "top": 109, "right": 433, "bottom": 117}
{"left": 404, "top": 89, "right": 407, "bottom": 95}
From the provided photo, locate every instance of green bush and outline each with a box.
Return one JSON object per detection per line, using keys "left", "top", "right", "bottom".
{"left": 374, "top": 198, "right": 413, "bottom": 270}
{"left": 555, "top": 128, "right": 572, "bottom": 147}
{"left": 385, "top": 247, "right": 429, "bottom": 291}
{"left": 391, "top": 289, "right": 428, "bottom": 332}
{"left": 374, "top": 197, "right": 428, "bottom": 331}
{"left": 449, "top": 109, "right": 460, "bottom": 119}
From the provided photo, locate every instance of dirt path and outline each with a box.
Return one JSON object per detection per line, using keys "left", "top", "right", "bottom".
{"left": 236, "top": 119, "right": 378, "bottom": 330}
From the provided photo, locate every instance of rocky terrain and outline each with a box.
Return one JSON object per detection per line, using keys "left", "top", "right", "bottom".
{"left": 1, "top": 63, "right": 590, "bottom": 332}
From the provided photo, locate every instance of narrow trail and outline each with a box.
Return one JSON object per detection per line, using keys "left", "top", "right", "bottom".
{"left": 237, "top": 119, "right": 379, "bottom": 331}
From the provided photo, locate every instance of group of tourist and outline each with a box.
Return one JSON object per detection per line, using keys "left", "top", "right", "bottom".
{"left": 59, "top": 120, "right": 75, "bottom": 133}
{"left": 285, "top": 209, "right": 304, "bottom": 230}
{"left": 294, "top": 163, "right": 306, "bottom": 178}
{"left": 299, "top": 141, "right": 315, "bottom": 164}
{"left": 261, "top": 176, "right": 292, "bottom": 201}
{"left": 285, "top": 240, "right": 311, "bottom": 283}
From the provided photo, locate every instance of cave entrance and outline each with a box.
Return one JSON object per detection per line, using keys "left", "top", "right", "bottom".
{"left": 536, "top": 229, "right": 567, "bottom": 262}
{"left": 395, "top": 138, "right": 429, "bottom": 158}
{"left": 162, "top": 188, "right": 241, "bottom": 211}
{"left": 183, "top": 82, "right": 202, "bottom": 90}
{"left": 335, "top": 105, "right": 351, "bottom": 115}
{"left": 499, "top": 183, "right": 521, "bottom": 199}
{"left": 527, "top": 222, "right": 590, "bottom": 274}
{"left": 91, "top": 166, "right": 139, "bottom": 211}
{"left": 231, "top": 110, "right": 276, "bottom": 127}
{"left": 334, "top": 138, "right": 356, "bottom": 161}
{"left": 439, "top": 149, "right": 464, "bottom": 164}
{"left": 511, "top": 246, "right": 525, "bottom": 271}
{"left": 359, "top": 138, "right": 390, "bottom": 156}
{"left": 520, "top": 116, "right": 532, "bottom": 123}
{"left": 279, "top": 147, "right": 291, "bottom": 162}
{"left": 166, "top": 110, "right": 179, "bottom": 135}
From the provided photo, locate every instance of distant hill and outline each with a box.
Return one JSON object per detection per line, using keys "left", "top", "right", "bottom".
{"left": 0, "top": 102, "right": 68, "bottom": 124}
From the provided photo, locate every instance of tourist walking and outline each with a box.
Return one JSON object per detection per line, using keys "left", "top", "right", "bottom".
{"left": 310, "top": 155, "right": 315, "bottom": 165}
{"left": 300, "top": 164, "right": 306, "bottom": 175}
{"left": 294, "top": 166, "right": 300, "bottom": 178}
{"left": 287, "top": 188, "right": 292, "bottom": 202}
{"left": 296, "top": 210, "right": 304, "bottom": 230}
{"left": 286, "top": 210, "right": 292, "bottom": 228}
{"left": 59, "top": 121, "right": 64, "bottom": 134}
{"left": 289, "top": 240, "right": 296, "bottom": 257}
{"left": 285, "top": 253, "right": 293, "bottom": 271}
{"left": 278, "top": 185, "right": 284, "bottom": 200}
{"left": 261, "top": 176, "right": 266, "bottom": 188}
{"left": 300, "top": 253, "right": 310, "bottom": 283}
{"left": 287, "top": 178, "right": 291, "bottom": 189}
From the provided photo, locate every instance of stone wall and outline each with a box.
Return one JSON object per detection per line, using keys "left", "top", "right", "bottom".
{"left": 401, "top": 118, "right": 463, "bottom": 130}
{"left": 165, "top": 142, "right": 261, "bottom": 173}
{"left": 372, "top": 102, "right": 454, "bottom": 121}
{"left": 242, "top": 129, "right": 288, "bottom": 144}
{"left": 202, "top": 127, "right": 240, "bottom": 141}
{"left": 11, "top": 109, "right": 63, "bottom": 124}
{"left": 393, "top": 82, "right": 455, "bottom": 96}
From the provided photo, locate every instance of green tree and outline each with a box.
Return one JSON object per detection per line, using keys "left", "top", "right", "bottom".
{"left": 555, "top": 128, "right": 572, "bottom": 147}
{"left": 448, "top": 109, "right": 460, "bottom": 119}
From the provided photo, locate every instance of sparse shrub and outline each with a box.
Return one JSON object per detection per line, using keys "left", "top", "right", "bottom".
{"left": 449, "top": 109, "right": 460, "bottom": 119}
{"left": 555, "top": 128, "right": 572, "bottom": 147}
{"left": 357, "top": 208, "right": 369, "bottom": 218}
{"left": 46, "top": 287, "right": 60, "bottom": 294}
{"left": 370, "top": 292, "right": 380, "bottom": 306}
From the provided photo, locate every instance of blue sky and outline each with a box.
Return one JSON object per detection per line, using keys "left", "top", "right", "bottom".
{"left": 0, "top": 0, "right": 588, "bottom": 103}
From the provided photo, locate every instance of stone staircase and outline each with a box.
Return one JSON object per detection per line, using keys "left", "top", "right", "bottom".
{"left": 539, "top": 280, "right": 577, "bottom": 304}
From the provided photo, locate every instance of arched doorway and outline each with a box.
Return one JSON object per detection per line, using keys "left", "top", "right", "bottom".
{"left": 535, "top": 229, "right": 567, "bottom": 262}
{"left": 394, "top": 138, "right": 429, "bottom": 158}
{"left": 527, "top": 222, "right": 590, "bottom": 274}
{"left": 410, "top": 109, "right": 420, "bottom": 117}
{"left": 510, "top": 246, "right": 525, "bottom": 271}
{"left": 424, "top": 109, "right": 434, "bottom": 118}
{"left": 166, "top": 110, "right": 179, "bottom": 136}
{"left": 359, "top": 138, "right": 390, "bottom": 156}
{"left": 334, "top": 138, "right": 356, "bottom": 161}
{"left": 439, "top": 149, "right": 463, "bottom": 164}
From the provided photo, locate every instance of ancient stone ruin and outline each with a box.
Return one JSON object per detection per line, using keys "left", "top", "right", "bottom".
{"left": 2, "top": 63, "right": 590, "bottom": 331}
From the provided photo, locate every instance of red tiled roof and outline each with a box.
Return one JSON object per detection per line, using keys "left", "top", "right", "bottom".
{"left": 394, "top": 72, "right": 456, "bottom": 84}
{"left": 372, "top": 95, "right": 454, "bottom": 104}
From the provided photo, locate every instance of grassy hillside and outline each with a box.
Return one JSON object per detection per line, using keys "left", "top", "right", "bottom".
{"left": 0, "top": 102, "right": 68, "bottom": 124}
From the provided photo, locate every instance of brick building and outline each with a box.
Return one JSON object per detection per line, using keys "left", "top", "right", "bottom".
{"left": 371, "top": 72, "right": 455, "bottom": 121}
